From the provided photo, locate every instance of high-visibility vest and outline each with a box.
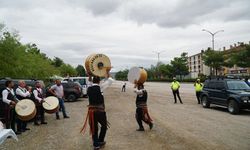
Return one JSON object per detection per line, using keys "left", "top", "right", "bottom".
{"left": 171, "top": 81, "right": 180, "bottom": 91}
{"left": 194, "top": 83, "right": 203, "bottom": 92}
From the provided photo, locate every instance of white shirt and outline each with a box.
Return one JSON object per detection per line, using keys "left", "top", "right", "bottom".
{"left": 134, "top": 88, "right": 144, "bottom": 95}
{"left": 88, "top": 77, "right": 114, "bottom": 92}
{"left": 15, "top": 86, "right": 30, "bottom": 98}
{"left": 2, "top": 88, "right": 16, "bottom": 105}
{"left": 33, "top": 88, "right": 43, "bottom": 102}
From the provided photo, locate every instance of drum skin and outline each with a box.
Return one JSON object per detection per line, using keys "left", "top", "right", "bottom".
{"left": 128, "top": 67, "right": 147, "bottom": 84}
{"left": 43, "top": 96, "right": 59, "bottom": 114}
{"left": 85, "top": 54, "right": 111, "bottom": 77}
{"left": 15, "top": 99, "right": 36, "bottom": 121}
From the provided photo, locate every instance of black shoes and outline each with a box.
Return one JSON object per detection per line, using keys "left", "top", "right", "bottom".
{"left": 56, "top": 116, "right": 60, "bottom": 120}
{"left": 93, "top": 146, "right": 100, "bottom": 150}
{"left": 149, "top": 123, "right": 153, "bottom": 130}
{"left": 41, "top": 122, "right": 47, "bottom": 124}
{"left": 34, "top": 122, "right": 40, "bottom": 126}
{"left": 64, "top": 116, "right": 70, "bottom": 119}
{"left": 15, "top": 131, "right": 22, "bottom": 135}
{"left": 24, "top": 128, "right": 30, "bottom": 130}
{"left": 136, "top": 128, "right": 145, "bottom": 131}
{"left": 99, "top": 141, "right": 106, "bottom": 147}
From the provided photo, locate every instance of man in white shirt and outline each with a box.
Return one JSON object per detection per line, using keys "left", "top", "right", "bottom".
{"left": 1, "top": 80, "right": 20, "bottom": 134}
{"left": 15, "top": 80, "right": 32, "bottom": 132}
{"left": 33, "top": 81, "right": 47, "bottom": 125}
{"left": 49, "top": 79, "right": 69, "bottom": 120}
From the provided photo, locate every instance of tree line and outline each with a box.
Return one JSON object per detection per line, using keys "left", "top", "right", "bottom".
{"left": 115, "top": 44, "right": 250, "bottom": 81}
{"left": 115, "top": 52, "right": 189, "bottom": 81}
{"left": 0, "top": 23, "right": 86, "bottom": 80}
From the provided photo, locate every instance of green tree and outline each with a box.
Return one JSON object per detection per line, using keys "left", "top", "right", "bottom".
{"left": 115, "top": 69, "right": 128, "bottom": 80}
{"left": 59, "top": 64, "right": 77, "bottom": 77}
{"left": 52, "top": 57, "right": 64, "bottom": 67}
{"left": 75, "top": 65, "right": 86, "bottom": 76}
{"left": 202, "top": 50, "right": 224, "bottom": 76}
{"left": 233, "top": 45, "right": 250, "bottom": 68}
{"left": 170, "top": 52, "right": 189, "bottom": 79}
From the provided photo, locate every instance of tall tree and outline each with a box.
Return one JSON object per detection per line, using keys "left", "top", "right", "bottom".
{"left": 171, "top": 52, "right": 189, "bottom": 79}
{"left": 75, "top": 65, "right": 86, "bottom": 76}
{"left": 202, "top": 49, "right": 224, "bottom": 76}
{"left": 52, "top": 57, "right": 64, "bottom": 67}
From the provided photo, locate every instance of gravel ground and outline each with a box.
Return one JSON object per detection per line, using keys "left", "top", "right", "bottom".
{"left": 1, "top": 81, "right": 250, "bottom": 150}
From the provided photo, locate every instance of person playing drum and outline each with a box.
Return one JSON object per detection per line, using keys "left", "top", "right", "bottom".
{"left": 1, "top": 80, "right": 21, "bottom": 134}
{"left": 81, "top": 71, "right": 113, "bottom": 150}
{"left": 33, "top": 81, "right": 47, "bottom": 125}
{"left": 134, "top": 81, "right": 153, "bottom": 131}
{"left": 15, "top": 80, "right": 32, "bottom": 132}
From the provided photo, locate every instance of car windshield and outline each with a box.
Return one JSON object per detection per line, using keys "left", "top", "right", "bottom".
{"left": 227, "top": 81, "right": 250, "bottom": 90}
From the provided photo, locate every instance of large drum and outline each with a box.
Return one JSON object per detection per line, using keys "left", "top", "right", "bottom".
{"left": 43, "top": 96, "right": 59, "bottom": 114}
{"left": 128, "top": 67, "right": 147, "bottom": 84}
{"left": 85, "top": 54, "right": 111, "bottom": 77}
{"left": 15, "top": 99, "right": 36, "bottom": 121}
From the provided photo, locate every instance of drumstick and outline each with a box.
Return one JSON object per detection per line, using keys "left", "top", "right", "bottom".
{"left": 44, "top": 101, "right": 51, "bottom": 106}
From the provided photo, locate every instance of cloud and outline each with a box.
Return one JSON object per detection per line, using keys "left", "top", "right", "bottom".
{"left": 0, "top": 0, "right": 250, "bottom": 72}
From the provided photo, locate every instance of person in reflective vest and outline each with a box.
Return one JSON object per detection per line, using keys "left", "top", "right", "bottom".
{"left": 171, "top": 77, "right": 183, "bottom": 104}
{"left": 194, "top": 79, "right": 203, "bottom": 104}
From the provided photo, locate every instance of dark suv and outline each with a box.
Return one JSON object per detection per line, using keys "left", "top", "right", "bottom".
{"left": 46, "top": 81, "right": 82, "bottom": 101}
{"left": 200, "top": 78, "right": 250, "bottom": 114}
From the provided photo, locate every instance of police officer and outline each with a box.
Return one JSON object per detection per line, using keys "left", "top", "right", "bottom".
{"left": 171, "top": 77, "right": 183, "bottom": 104}
{"left": 194, "top": 79, "right": 203, "bottom": 104}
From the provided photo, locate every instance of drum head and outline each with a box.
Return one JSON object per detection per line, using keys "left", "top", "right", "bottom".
{"left": 128, "top": 67, "right": 147, "bottom": 84}
{"left": 128, "top": 67, "right": 141, "bottom": 83}
{"left": 43, "top": 96, "right": 59, "bottom": 111}
{"left": 85, "top": 54, "right": 111, "bottom": 77}
{"left": 15, "top": 99, "right": 35, "bottom": 117}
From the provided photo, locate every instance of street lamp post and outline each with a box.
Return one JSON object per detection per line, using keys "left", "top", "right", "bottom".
{"left": 153, "top": 50, "right": 165, "bottom": 63}
{"left": 202, "top": 29, "right": 224, "bottom": 50}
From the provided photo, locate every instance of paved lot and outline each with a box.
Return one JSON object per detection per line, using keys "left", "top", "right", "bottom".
{"left": 1, "top": 81, "right": 250, "bottom": 150}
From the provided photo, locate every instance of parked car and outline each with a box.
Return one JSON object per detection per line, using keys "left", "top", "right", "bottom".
{"left": 46, "top": 81, "right": 82, "bottom": 102}
{"left": 63, "top": 77, "right": 90, "bottom": 97}
{"left": 200, "top": 78, "right": 250, "bottom": 114}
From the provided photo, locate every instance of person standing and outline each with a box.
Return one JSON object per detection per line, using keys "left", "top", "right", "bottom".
{"left": 33, "top": 81, "right": 47, "bottom": 125}
{"left": 194, "top": 79, "right": 203, "bottom": 104}
{"left": 81, "top": 73, "right": 113, "bottom": 150}
{"left": 134, "top": 83, "right": 153, "bottom": 131}
{"left": 15, "top": 80, "right": 32, "bottom": 131}
{"left": 121, "top": 82, "right": 126, "bottom": 92}
{"left": 2, "top": 80, "right": 21, "bottom": 134}
{"left": 171, "top": 77, "right": 183, "bottom": 104}
{"left": 49, "top": 79, "right": 69, "bottom": 120}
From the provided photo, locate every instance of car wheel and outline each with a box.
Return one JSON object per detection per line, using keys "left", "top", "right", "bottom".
{"left": 67, "top": 94, "right": 77, "bottom": 102}
{"left": 228, "top": 100, "right": 239, "bottom": 114}
{"left": 201, "top": 96, "right": 210, "bottom": 108}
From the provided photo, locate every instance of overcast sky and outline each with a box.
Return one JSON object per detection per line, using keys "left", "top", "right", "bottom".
{"left": 1, "top": 0, "right": 250, "bottom": 72}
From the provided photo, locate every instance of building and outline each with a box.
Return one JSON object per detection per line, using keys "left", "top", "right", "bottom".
{"left": 188, "top": 50, "right": 211, "bottom": 78}
{"left": 188, "top": 42, "right": 250, "bottom": 79}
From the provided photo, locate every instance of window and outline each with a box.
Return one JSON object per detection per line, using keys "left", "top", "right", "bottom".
{"left": 216, "top": 82, "right": 225, "bottom": 90}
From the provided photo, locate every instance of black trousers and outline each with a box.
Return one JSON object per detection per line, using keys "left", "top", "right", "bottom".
{"left": 196, "top": 91, "right": 201, "bottom": 104}
{"left": 5, "top": 108, "right": 16, "bottom": 132}
{"left": 17, "top": 119, "right": 27, "bottom": 131}
{"left": 91, "top": 111, "right": 107, "bottom": 147}
{"left": 34, "top": 105, "right": 45, "bottom": 123}
{"left": 121, "top": 87, "right": 126, "bottom": 92}
{"left": 172, "top": 90, "right": 182, "bottom": 103}
{"left": 136, "top": 108, "right": 151, "bottom": 129}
